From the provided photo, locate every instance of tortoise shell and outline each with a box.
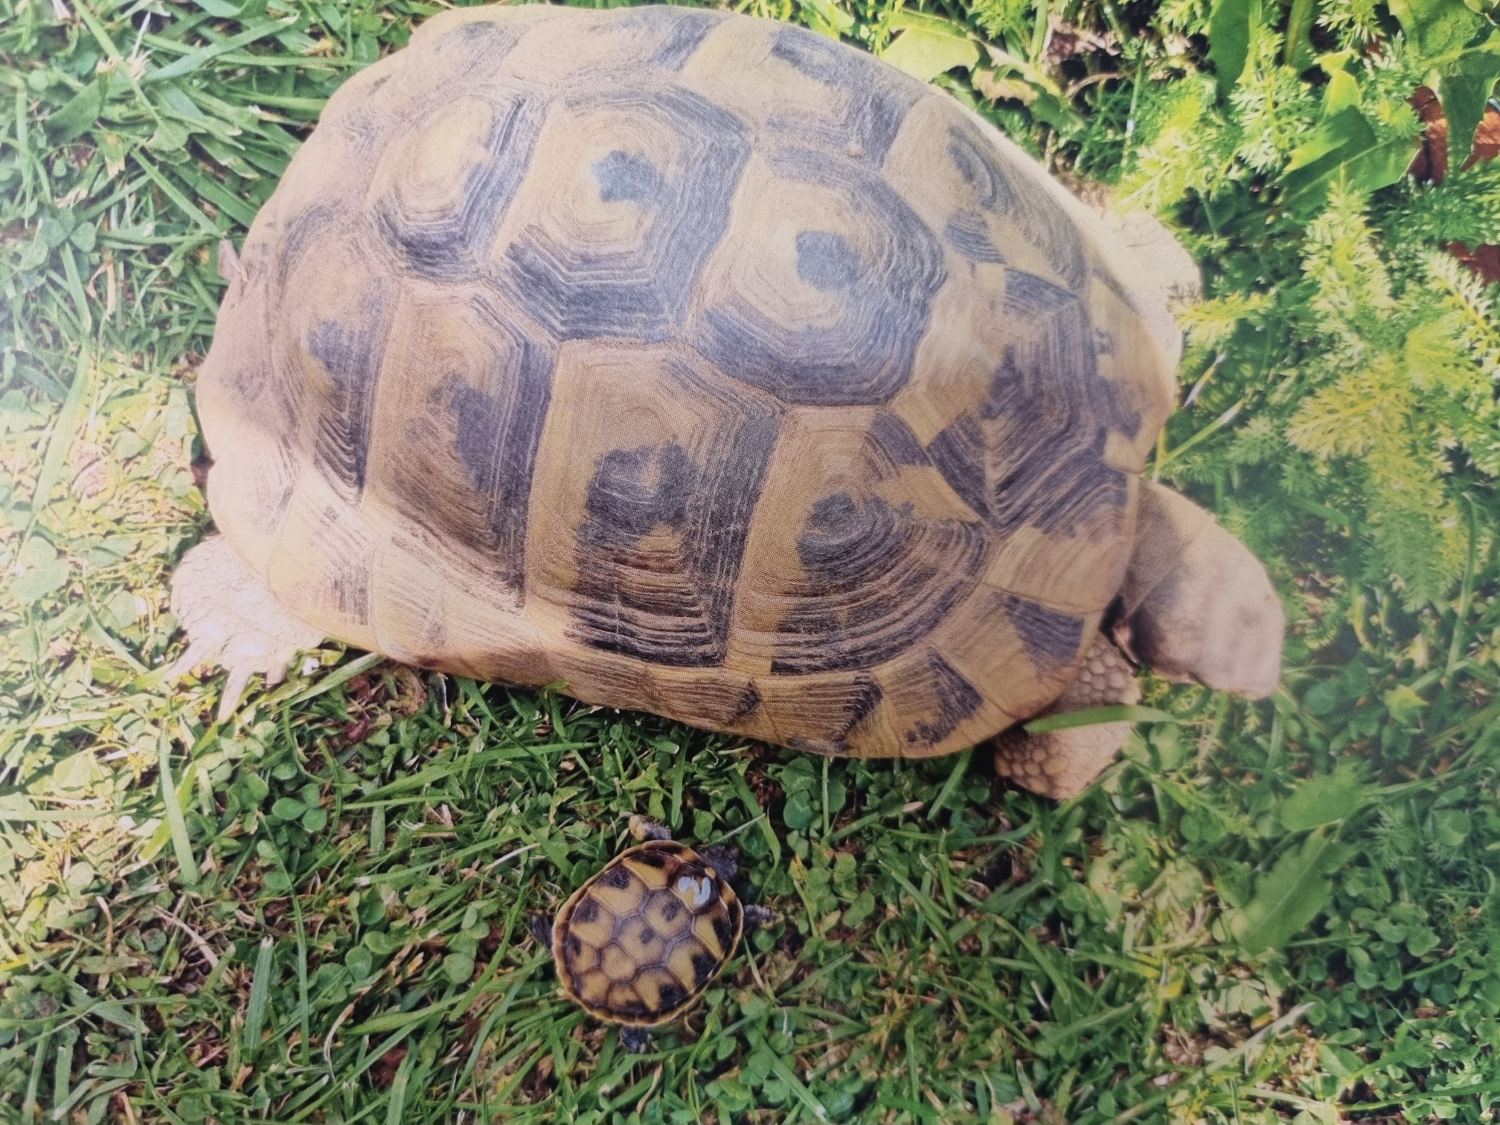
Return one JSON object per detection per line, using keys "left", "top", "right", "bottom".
{"left": 197, "top": 4, "right": 1177, "bottom": 759}
{"left": 553, "top": 841, "right": 742, "bottom": 1025}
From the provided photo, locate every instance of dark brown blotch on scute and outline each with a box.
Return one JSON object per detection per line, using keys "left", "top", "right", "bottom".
{"left": 995, "top": 593, "right": 1085, "bottom": 670}
{"left": 599, "top": 864, "right": 633, "bottom": 890}
{"left": 690, "top": 950, "right": 719, "bottom": 989}
{"left": 573, "top": 898, "right": 599, "bottom": 925}
{"left": 771, "top": 494, "right": 987, "bottom": 674}
{"left": 569, "top": 366, "right": 781, "bottom": 666}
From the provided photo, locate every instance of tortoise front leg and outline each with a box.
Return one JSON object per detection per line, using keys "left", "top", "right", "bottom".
{"left": 992, "top": 635, "right": 1140, "bottom": 799}
{"left": 993, "top": 480, "right": 1284, "bottom": 799}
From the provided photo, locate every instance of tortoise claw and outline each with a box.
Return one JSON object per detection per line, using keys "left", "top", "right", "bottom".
{"left": 743, "top": 904, "right": 776, "bottom": 930}
{"left": 619, "top": 1025, "right": 652, "bottom": 1053}
{"left": 628, "top": 815, "right": 672, "bottom": 843}
{"left": 529, "top": 913, "right": 554, "bottom": 949}
{"left": 696, "top": 844, "right": 740, "bottom": 882}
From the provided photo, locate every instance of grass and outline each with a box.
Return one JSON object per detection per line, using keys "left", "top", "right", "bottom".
{"left": 2, "top": 0, "right": 1500, "bottom": 1122}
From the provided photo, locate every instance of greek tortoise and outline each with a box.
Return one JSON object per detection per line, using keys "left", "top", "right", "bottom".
{"left": 531, "top": 817, "right": 771, "bottom": 1048}
{"left": 170, "top": 4, "right": 1284, "bottom": 799}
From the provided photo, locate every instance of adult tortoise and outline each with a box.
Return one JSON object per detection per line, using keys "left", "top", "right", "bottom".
{"left": 170, "top": 3, "right": 1284, "bottom": 798}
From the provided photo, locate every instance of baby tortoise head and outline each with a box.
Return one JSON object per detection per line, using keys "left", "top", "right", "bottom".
{"left": 533, "top": 817, "right": 773, "bottom": 1052}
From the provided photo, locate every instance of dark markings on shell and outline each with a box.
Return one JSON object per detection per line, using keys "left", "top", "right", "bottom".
{"left": 786, "top": 673, "right": 883, "bottom": 754}
{"left": 657, "top": 980, "right": 686, "bottom": 1011}
{"left": 690, "top": 950, "right": 719, "bottom": 989}
{"left": 652, "top": 892, "right": 682, "bottom": 923}
{"left": 919, "top": 269, "right": 1135, "bottom": 538}
{"left": 564, "top": 933, "right": 582, "bottom": 958}
{"left": 278, "top": 202, "right": 339, "bottom": 287}
{"left": 926, "top": 413, "right": 989, "bottom": 521}
{"left": 599, "top": 863, "right": 633, "bottom": 891}
{"left": 768, "top": 26, "right": 921, "bottom": 166}
{"left": 442, "top": 313, "right": 554, "bottom": 594}
{"left": 500, "top": 85, "right": 752, "bottom": 342}
{"left": 570, "top": 366, "right": 780, "bottom": 666}
{"left": 328, "top": 552, "right": 371, "bottom": 623}
{"left": 995, "top": 593, "right": 1085, "bottom": 669}
{"left": 869, "top": 411, "right": 929, "bottom": 467}
{"left": 711, "top": 913, "right": 733, "bottom": 952}
{"left": 637, "top": 7, "right": 724, "bottom": 69}
{"left": 944, "top": 211, "right": 1007, "bottom": 264}
{"left": 632, "top": 851, "right": 667, "bottom": 869}
{"left": 903, "top": 649, "right": 984, "bottom": 748}
{"left": 980, "top": 273, "right": 1135, "bottom": 535}
{"left": 771, "top": 494, "right": 986, "bottom": 674}
{"left": 435, "top": 19, "right": 525, "bottom": 75}
{"left": 376, "top": 93, "right": 548, "bottom": 284}
{"left": 307, "top": 289, "right": 393, "bottom": 501}
{"left": 617, "top": 997, "right": 648, "bottom": 1018}
{"left": 693, "top": 147, "right": 945, "bottom": 406}
{"left": 573, "top": 898, "right": 599, "bottom": 925}
{"left": 948, "top": 122, "right": 1086, "bottom": 291}
{"left": 635, "top": 924, "right": 657, "bottom": 946}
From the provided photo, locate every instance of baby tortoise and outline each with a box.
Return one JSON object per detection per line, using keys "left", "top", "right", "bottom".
{"left": 532, "top": 818, "right": 772, "bottom": 1050}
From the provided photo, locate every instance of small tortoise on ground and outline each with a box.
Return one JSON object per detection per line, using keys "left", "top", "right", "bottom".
{"left": 170, "top": 3, "right": 1284, "bottom": 798}
{"left": 531, "top": 818, "right": 772, "bottom": 1048}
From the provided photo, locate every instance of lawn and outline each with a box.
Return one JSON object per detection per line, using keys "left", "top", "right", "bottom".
{"left": 2, "top": 0, "right": 1499, "bottom": 1122}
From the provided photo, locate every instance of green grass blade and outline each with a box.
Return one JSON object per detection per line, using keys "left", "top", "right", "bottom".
{"left": 1023, "top": 705, "right": 1180, "bottom": 734}
{"left": 243, "top": 937, "right": 275, "bottom": 1056}
{"left": 157, "top": 728, "right": 198, "bottom": 888}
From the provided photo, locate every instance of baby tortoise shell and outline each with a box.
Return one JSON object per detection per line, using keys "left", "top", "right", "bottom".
{"left": 552, "top": 840, "right": 742, "bottom": 1033}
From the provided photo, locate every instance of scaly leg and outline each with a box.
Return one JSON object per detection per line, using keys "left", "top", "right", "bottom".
{"left": 166, "top": 536, "right": 324, "bottom": 723}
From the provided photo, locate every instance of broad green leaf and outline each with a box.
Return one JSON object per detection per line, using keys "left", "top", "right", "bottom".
{"left": 48, "top": 82, "right": 104, "bottom": 144}
{"left": 1432, "top": 808, "right": 1471, "bottom": 847}
{"left": 10, "top": 559, "right": 69, "bottom": 604}
{"left": 271, "top": 797, "right": 307, "bottom": 821}
{"left": 1389, "top": 0, "right": 1486, "bottom": 56}
{"left": 880, "top": 24, "right": 980, "bottom": 83}
{"left": 1343, "top": 133, "right": 1422, "bottom": 192}
{"left": 1280, "top": 764, "right": 1364, "bottom": 830}
{"left": 1286, "top": 106, "right": 1374, "bottom": 173}
{"left": 795, "top": 0, "right": 853, "bottom": 39}
{"left": 1384, "top": 684, "right": 1427, "bottom": 725}
{"left": 1441, "top": 43, "right": 1500, "bottom": 163}
{"left": 1284, "top": 0, "right": 1318, "bottom": 71}
{"left": 1208, "top": 0, "right": 1258, "bottom": 96}
{"left": 1230, "top": 834, "right": 1337, "bottom": 953}
{"left": 1322, "top": 69, "right": 1361, "bottom": 116}
{"left": 442, "top": 953, "right": 475, "bottom": 985}
{"left": 783, "top": 789, "right": 815, "bottom": 831}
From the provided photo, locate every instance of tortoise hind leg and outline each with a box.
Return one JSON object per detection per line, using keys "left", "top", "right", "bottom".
{"left": 992, "top": 635, "right": 1140, "bottom": 800}
{"left": 619, "top": 1026, "right": 652, "bottom": 1053}
{"left": 166, "top": 536, "right": 324, "bottom": 723}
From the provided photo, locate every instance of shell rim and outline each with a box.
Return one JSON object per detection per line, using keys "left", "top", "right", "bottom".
{"left": 552, "top": 839, "right": 744, "bottom": 1027}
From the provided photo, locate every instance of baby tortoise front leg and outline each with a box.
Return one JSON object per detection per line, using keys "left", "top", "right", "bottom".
{"left": 166, "top": 536, "right": 324, "bottom": 723}
{"left": 995, "top": 481, "right": 1284, "bottom": 799}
